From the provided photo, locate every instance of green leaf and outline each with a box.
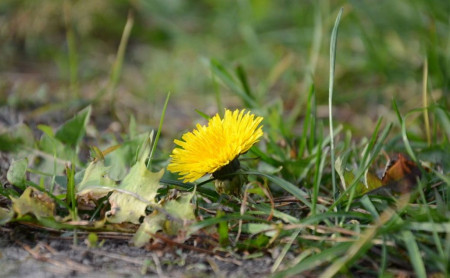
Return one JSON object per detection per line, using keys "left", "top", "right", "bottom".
{"left": 37, "top": 124, "right": 54, "bottom": 137}
{"left": 0, "top": 134, "right": 23, "bottom": 151}
{"left": 105, "top": 134, "right": 148, "bottom": 180}
{"left": 0, "top": 123, "right": 34, "bottom": 152}
{"left": 7, "top": 158, "right": 28, "bottom": 189}
{"left": 39, "top": 133, "right": 71, "bottom": 158}
{"left": 77, "top": 160, "right": 116, "bottom": 192}
{"left": 239, "top": 234, "right": 270, "bottom": 250}
{"left": 55, "top": 105, "right": 91, "bottom": 147}
{"left": 38, "top": 132, "right": 77, "bottom": 175}
{"left": 66, "top": 164, "right": 76, "bottom": 213}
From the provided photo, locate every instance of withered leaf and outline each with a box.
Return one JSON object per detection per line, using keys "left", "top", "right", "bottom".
{"left": 132, "top": 191, "right": 196, "bottom": 247}
{"left": 11, "top": 187, "right": 55, "bottom": 220}
{"left": 368, "top": 154, "right": 422, "bottom": 195}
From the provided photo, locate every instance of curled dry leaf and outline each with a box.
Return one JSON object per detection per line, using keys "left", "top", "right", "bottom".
{"left": 368, "top": 153, "right": 423, "bottom": 195}
{"left": 337, "top": 153, "right": 424, "bottom": 198}
{"left": 133, "top": 190, "right": 196, "bottom": 247}
{"left": 11, "top": 187, "right": 55, "bottom": 220}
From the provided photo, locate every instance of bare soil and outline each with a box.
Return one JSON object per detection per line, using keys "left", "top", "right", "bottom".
{"left": 0, "top": 224, "right": 275, "bottom": 278}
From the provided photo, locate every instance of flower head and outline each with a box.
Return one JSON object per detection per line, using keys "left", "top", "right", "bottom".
{"left": 167, "top": 109, "right": 263, "bottom": 183}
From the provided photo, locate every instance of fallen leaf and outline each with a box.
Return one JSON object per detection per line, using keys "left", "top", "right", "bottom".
{"left": 372, "top": 153, "right": 422, "bottom": 194}
{"left": 133, "top": 211, "right": 165, "bottom": 247}
{"left": 76, "top": 159, "right": 117, "bottom": 210}
{"left": 0, "top": 207, "right": 13, "bottom": 224}
{"left": 162, "top": 191, "right": 196, "bottom": 235}
{"left": 337, "top": 153, "right": 423, "bottom": 198}
{"left": 106, "top": 136, "right": 163, "bottom": 224}
{"left": 106, "top": 167, "right": 163, "bottom": 224}
{"left": 335, "top": 157, "right": 382, "bottom": 196}
{"left": 132, "top": 190, "right": 196, "bottom": 247}
{"left": 11, "top": 187, "right": 55, "bottom": 219}
{"left": 381, "top": 154, "right": 421, "bottom": 185}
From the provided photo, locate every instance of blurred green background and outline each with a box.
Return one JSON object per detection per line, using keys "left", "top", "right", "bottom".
{"left": 0, "top": 0, "right": 448, "bottom": 138}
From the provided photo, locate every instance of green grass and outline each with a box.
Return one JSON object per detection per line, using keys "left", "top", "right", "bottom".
{"left": 0, "top": 1, "right": 449, "bottom": 277}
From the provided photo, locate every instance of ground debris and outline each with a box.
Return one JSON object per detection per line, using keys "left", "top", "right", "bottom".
{"left": 0, "top": 224, "right": 274, "bottom": 278}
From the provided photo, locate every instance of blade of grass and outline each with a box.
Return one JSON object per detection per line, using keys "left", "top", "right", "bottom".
{"left": 190, "top": 212, "right": 269, "bottom": 232}
{"left": 435, "top": 106, "right": 450, "bottom": 141}
{"left": 379, "top": 236, "right": 388, "bottom": 277}
{"left": 273, "top": 242, "right": 352, "bottom": 277}
{"left": 251, "top": 203, "right": 300, "bottom": 224}
{"left": 195, "top": 109, "right": 211, "bottom": 120}
{"left": 211, "top": 70, "right": 224, "bottom": 117}
{"left": 288, "top": 1, "right": 323, "bottom": 124}
{"left": 392, "top": 99, "right": 417, "bottom": 161}
{"left": 63, "top": 0, "right": 79, "bottom": 98}
{"left": 50, "top": 151, "right": 57, "bottom": 194}
{"left": 271, "top": 228, "right": 302, "bottom": 273}
{"left": 217, "top": 210, "right": 229, "bottom": 246}
{"left": 308, "top": 84, "right": 317, "bottom": 154}
{"left": 320, "top": 195, "right": 410, "bottom": 278}
{"left": 148, "top": 91, "right": 171, "bottom": 168}
{"left": 328, "top": 7, "right": 343, "bottom": 206}
{"left": 109, "top": 11, "right": 134, "bottom": 102}
{"left": 359, "top": 195, "right": 379, "bottom": 219}
{"left": 344, "top": 118, "right": 383, "bottom": 211}
{"left": 422, "top": 58, "right": 431, "bottom": 145}
{"left": 312, "top": 122, "right": 326, "bottom": 215}
{"left": 401, "top": 114, "right": 418, "bottom": 162}
{"left": 417, "top": 179, "right": 444, "bottom": 258}
{"left": 300, "top": 211, "right": 372, "bottom": 225}
{"left": 235, "top": 64, "right": 255, "bottom": 102}
{"left": 95, "top": 11, "right": 134, "bottom": 102}
{"left": 330, "top": 121, "right": 392, "bottom": 211}
{"left": 66, "top": 164, "right": 77, "bottom": 219}
{"left": 298, "top": 84, "right": 315, "bottom": 158}
{"left": 392, "top": 98, "right": 403, "bottom": 125}
{"left": 243, "top": 171, "right": 312, "bottom": 208}
{"left": 210, "top": 59, "right": 258, "bottom": 108}
{"left": 401, "top": 230, "right": 427, "bottom": 278}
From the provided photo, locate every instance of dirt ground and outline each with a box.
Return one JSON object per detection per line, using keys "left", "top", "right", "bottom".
{"left": 0, "top": 224, "right": 276, "bottom": 278}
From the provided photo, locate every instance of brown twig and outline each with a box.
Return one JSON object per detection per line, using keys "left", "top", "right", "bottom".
{"left": 16, "top": 240, "right": 92, "bottom": 273}
{"left": 71, "top": 245, "right": 148, "bottom": 266}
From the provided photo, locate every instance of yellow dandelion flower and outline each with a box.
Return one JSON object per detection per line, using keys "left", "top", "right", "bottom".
{"left": 167, "top": 109, "right": 264, "bottom": 183}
